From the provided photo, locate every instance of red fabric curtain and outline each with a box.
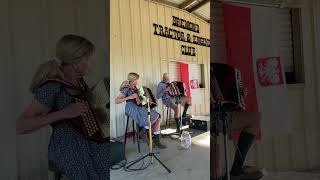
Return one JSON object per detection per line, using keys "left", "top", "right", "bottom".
{"left": 223, "top": 3, "right": 261, "bottom": 140}
{"left": 178, "top": 62, "right": 192, "bottom": 105}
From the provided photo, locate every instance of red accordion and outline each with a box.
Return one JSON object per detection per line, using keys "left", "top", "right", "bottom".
{"left": 168, "top": 81, "right": 186, "bottom": 97}
{"left": 212, "top": 63, "right": 245, "bottom": 111}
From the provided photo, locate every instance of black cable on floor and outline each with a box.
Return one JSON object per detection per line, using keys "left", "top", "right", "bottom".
{"left": 111, "top": 159, "right": 127, "bottom": 170}
{"left": 123, "top": 156, "right": 152, "bottom": 172}
{"left": 110, "top": 155, "right": 152, "bottom": 172}
{"left": 110, "top": 120, "right": 155, "bottom": 172}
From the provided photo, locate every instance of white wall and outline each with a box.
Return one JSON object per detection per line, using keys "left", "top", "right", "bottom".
{"left": 0, "top": 0, "right": 109, "bottom": 179}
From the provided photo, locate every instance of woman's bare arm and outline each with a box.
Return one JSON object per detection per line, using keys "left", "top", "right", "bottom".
{"left": 16, "top": 99, "right": 86, "bottom": 134}
{"left": 115, "top": 93, "right": 137, "bottom": 104}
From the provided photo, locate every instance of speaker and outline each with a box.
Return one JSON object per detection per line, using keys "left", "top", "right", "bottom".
{"left": 189, "top": 116, "right": 210, "bottom": 131}
{"left": 110, "top": 141, "right": 126, "bottom": 166}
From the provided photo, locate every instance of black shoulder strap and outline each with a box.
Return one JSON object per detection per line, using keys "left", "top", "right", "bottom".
{"left": 103, "top": 78, "right": 110, "bottom": 94}
{"left": 40, "top": 78, "right": 78, "bottom": 89}
{"left": 79, "top": 78, "right": 89, "bottom": 93}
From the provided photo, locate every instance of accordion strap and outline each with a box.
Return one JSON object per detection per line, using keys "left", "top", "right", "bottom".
{"left": 39, "top": 78, "right": 80, "bottom": 90}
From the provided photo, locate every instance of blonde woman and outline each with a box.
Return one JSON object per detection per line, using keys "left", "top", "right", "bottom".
{"left": 16, "top": 35, "right": 110, "bottom": 180}
{"left": 115, "top": 72, "right": 166, "bottom": 149}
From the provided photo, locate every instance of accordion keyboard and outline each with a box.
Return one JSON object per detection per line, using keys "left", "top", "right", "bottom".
{"left": 75, "top": 98, "right": 99, "bottom": 137}
{"left": 235, "top": 69, "right": 246, "bottom": 110}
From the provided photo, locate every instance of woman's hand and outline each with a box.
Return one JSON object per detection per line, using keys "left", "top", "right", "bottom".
{"left": 129, "top": 93, "right": 139, "bottom": 100}
{"left": 164, "top": 86, "right": 171, "bottom": 92}
{"left": 60, "top": 102, "right": 88, "bottom": 119}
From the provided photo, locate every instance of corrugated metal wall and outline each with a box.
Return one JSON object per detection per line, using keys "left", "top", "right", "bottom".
{"left": 0, "top": 0, "right": 108, "bottom": 179}
{"left": 110, "top": 0, "right": 210, "bottom": 138}
{"left": 211, "top": 1, "right": 226, "bottom": 63}
{"left": 212, "top": 0, "right": 320, "bottom": 172}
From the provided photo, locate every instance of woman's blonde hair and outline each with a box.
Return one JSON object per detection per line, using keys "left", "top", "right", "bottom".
{"left": 119, "top": 72, "right": 140, "bottom": 90}
{"left": 30, "top": 34, "right": 95, "bottom": 92}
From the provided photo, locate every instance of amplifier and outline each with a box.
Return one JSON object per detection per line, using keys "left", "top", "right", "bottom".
{"left": 189, "top": 116, "right": 210, "bottom": 131}
{"left": 110, "top": 141, "right": 126, "bottom": 166}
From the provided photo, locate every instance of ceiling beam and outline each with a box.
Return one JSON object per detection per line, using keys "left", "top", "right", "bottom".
{"left": 151, "top": 0, "right": 179, "bottom": 8}
{"left": 151, "top": 0, "right": 210, "bottom": 23}
{"left": 179, "top": 0, "right": 198, "bottom": 9}
{"left": 193, "top": 13, "right": 210, "bottom": 23}
{"left": 219, "top": 0, "right": 286, "bottom": 8}
{"left": 188, "top": 0, "right": 210, "bottom": 12}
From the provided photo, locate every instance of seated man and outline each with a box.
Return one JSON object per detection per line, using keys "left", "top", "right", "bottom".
{"left": 156, "top": 73, "right": 191, "bottom": 132}
{"left": 211, "top": 72, "right": 263, "bottom": 180}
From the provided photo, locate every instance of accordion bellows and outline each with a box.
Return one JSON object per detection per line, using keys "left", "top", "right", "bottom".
{"left": 211, "top": 63, "right": 245, "bottom": 111}
{"left": 90, "top": 78, "right": 110, "bottom": 140}
{"left": 134, "top": 86, "right": 157, "bottom": 109}
{"left": 91, "top": 79, "right": 109, "bottom": 107}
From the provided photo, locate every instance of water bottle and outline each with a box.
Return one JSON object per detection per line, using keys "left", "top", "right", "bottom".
{"left": 180, "top": 131, "right": 192, "bottom": 149}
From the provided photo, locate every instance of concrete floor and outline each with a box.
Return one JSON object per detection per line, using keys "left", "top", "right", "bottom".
{"left": 261, "top": 172, "right": 320, "bottom": 180}
{"left": 110, "top": 129, "right": 210, "bottom": 180}
{"left": 110, "top": 127, "right": 320, "bottom": 180}
{"left": 54, "top": 125, "right": 320, "bottom": 180}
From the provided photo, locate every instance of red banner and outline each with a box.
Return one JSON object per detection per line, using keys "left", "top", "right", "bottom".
{"left": 223, "top": 3, "right": 261, "bottom": 140}
{"left": 178, "top": 62, "right": 192, "bottom": 105}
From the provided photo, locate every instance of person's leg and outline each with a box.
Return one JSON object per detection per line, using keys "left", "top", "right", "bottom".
{"left": 151, "top": 115, "right": 166, "bottom": 149}
{"left": 151, "top": 115, "right": 161, "bottom": 134}
{"left": 229, "top": 111, "right": 261, "bottom": 177}
{"left": 164, "top": 98, "right": 180, "bottom": 131}
{"left": 181, "top": 96, "right": 191, "bottom": 117}
{"left": 173, "top": 104, "right": 181, "bottom": 132}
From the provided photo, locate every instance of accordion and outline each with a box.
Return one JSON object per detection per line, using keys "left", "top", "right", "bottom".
{"left": 135, "top": 86, "right": 158, "bottom": 109}
{"left": 43, "top": 78, "right": 110, "bottom": 143}
{"left": 211, "top": 63, "right": 245, "bottom": 111}
{"left": 71, "top": 95, "right": 109, "bottom": 142}
{"left": 168, "top": 81, "right": 186, "bottom": 97}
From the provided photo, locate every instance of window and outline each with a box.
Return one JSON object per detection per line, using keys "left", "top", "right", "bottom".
{"left": 277, "top": 7, "right": 304, "bottom": 84}
{"left": 290, "top": 8, "right": 304, "bottom": 84}
{"left": 200, "top": 64, "right": 206, "bottom": 88}
{"left": 189, "top": 63, "right": 206, "bottom": 89}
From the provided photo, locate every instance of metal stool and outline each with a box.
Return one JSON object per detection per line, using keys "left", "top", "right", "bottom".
{"left": 124, "top": 114, "right": 141, "bottom": 153}
{"left": 163, "top": 104, "right": 171, "bottom": 130}
{"left": 49, "top": 161, "right": 64, "bottom": 180}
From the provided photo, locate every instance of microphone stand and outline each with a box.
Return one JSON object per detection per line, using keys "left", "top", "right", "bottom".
{"left": 126, "top": 97, "right": 171, "bottom": 173}
{"left": 214, "top": 101, "right": 230, "bottom": 180}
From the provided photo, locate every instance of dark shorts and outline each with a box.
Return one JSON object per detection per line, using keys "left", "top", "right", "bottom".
{"left": 162, "top": 97, "right": 182, "bottom": 109}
